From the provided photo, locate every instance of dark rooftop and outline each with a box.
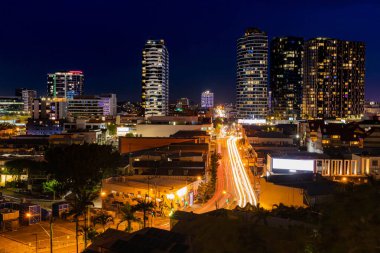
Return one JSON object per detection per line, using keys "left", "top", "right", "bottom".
{"left": 109, "top": 227, "right": 190, "bottom": 253}
{"left": 266, "top": 173, "right": 336, "bottom": 196}
{"left": 170, "top": 130, "right": 209, "bottom": 138}
{"left": 252, "top": 131, "right": 290, "bottom": 138}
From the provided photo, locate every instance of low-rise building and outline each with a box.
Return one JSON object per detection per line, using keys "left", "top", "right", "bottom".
{"left": 63, "top": 118, "right": 107, "bottom": 132}
{"left": 26, "top": 119, "right": 64, "bottom": 136}
{"left": 103, "top": 175, "right": 201, "bottom": 210}
{"left": 32, "top": 97, "right": 67, "bottom": 120}
{"left": 125, "top": 142, "right": 209, "bottom": 177}
{"left": 85, "top": 227, "right": 192, "bottom": 253}
{"left": 119, "top": 137, "right": 198, "bottom": 154}
{"left": 352, "top": 153, "right": 380, "bottom": 180}
{"left": 0, "top": 97, "right": 26, "bottom": 116}
{"left": 259, "top": 174, "right": 335, "bottom": 209}
{"left": 170, "top": 130, "right": 211, "bottom": 144}
{"left": 300, "top": 121, "right": 365, "bottom": 153}
{"left": 363, "top": 100, "right": 380, "bottom": 119}
{"left": 267, "top": 150, "right": 380, "bottom": 183}
{"left": 49, "top": 130, "right": 105, "bottom": 145}
{"left": 0, "top": 136, "right": 49, "bottom": 154}
{"left": 248, "top": 131, "right": 293, "bottom": 146}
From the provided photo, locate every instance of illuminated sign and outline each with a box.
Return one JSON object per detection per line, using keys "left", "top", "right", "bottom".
{"left": 117, "top": 127, "right": 131, "bottom": 137}
{"left": 237, "top": 119, "right": 266, "bottom": 125}
{"left": 176, "top": 187, "right": 187, "bottom": 197}
{"left": 272, "top": 158, "right": 314, "bottom": 172}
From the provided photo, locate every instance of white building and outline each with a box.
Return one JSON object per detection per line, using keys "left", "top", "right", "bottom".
{"left": 67, "top": 96, "right": 103, "bottom": 118}
{"left": 142, "top": 40, "right": 169, "bottom": 117}
{"left": 201, "top": 90, "right": 214, "bottom": 109}
{"left": 99, "top": 94, "right": 117, "bottom": 116}
{"left": 16, "top": 88, "right": 37, "bottom": 114}
{"left": 236, "top": 28, "right": 268, "bottom": 119}
{"left": 67, "top": 94, "right": 117, "bottom": 118}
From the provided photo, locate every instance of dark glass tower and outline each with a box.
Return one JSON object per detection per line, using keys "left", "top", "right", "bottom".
{"left": 270, "top": 37, "right": 304, "bottom": 119}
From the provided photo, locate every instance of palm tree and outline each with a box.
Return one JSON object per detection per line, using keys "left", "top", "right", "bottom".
{"left": 93, "top": 211, "right": 114, "bottom": 232}
{"left": 117, "top": 203, "right": 139, "bottom": 232}
{"left": 134, "top": 196, "right": 155, "bottom": 228}
{"left": 79, "top": 225, "right": 100, "bottom": 244}
{"left": 68, "top": 196, "right": 94, "bottom": 252}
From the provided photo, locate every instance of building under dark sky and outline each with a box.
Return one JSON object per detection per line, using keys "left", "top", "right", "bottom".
{"left": 236, "top": 28, "right": 268, "bottom": 119}
{"left": 303, "top": 38, "right": 365, "bottom": 119}
{"left": 0, "top": 0, "right": 379, "bottom": 103}
{"left": 270, "top": 37, "right": 304, "bottom": 120}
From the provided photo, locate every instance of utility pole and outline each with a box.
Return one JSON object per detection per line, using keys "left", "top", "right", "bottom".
{"left": 75, "top": 219, "right": 79, "bottom": 253}
{"left": 32, "top": 233, "right": 38, "bottom": 253}
{"left": 50, "top": 215, "right": 53, "bottom": 253}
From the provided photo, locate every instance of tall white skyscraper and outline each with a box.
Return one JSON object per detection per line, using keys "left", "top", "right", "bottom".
{"left": 236, "top": 28, "right": 268, "bottom": 119}
{"left": 201, "top": 90, "right": 214, "bottom": 109}
{"left": 142, "top": 40, "right": 169, "bottom": 117}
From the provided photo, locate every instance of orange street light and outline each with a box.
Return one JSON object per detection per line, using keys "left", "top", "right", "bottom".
{"left": 100, "top": 191, "right": 106, "bottom": 198}
{"left": 26, "top": 212, "right": 31, "bottom": 218}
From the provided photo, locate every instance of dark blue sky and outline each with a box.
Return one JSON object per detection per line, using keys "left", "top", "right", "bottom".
{"left": 0, "top": 0, "right": 379, "bottom": 103}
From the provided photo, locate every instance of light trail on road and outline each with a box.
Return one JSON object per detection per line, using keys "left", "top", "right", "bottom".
{"left": 227, "top": 136, "right": 257, "bottom": 207}
{"left": 227, "top": 137, "right": 245, "bottom": 206}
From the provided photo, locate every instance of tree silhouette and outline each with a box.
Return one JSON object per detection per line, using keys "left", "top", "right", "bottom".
{"left": 45, "top": 144, "right": 120, "bottom": 248}
{"left": 117, "top": 203, "right": 139, "bottom": 232}
{"left": 133, "top": 197, "right": 155, "bottom": 228}
{"left": 93, "top": 211, "right": 114, "bottom": 232}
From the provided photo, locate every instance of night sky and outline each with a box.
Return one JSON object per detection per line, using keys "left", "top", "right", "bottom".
{"left": 0, "top": 0, "right": 379, "bottom": 104}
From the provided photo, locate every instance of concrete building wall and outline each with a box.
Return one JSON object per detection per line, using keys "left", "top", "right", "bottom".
{"left": 119, "top": 137, "right": 196, "bottom": 154}
{"left": 248, "top": 137, "right": 293, "bottom": 146}
{"left": 135, "top": 124, "right": 208, "bottom": 137}
{"left": 259, "top": 178, "right": 306, "bottom": 209}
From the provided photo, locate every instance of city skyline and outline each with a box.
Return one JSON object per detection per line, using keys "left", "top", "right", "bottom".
{"left": 0, "top": 1, "right": 379, "bottom": 104}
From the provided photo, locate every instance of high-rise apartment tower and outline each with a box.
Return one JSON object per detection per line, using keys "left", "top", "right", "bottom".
{"left": 236, "top": 28, "right": 268, "bottom": 119}
{"left": 141, "top": 40, "right": 169, "bottom": 117}
{"left": 303, "top": 38, "right": 365, "bottom": 119}
{"left": 270, "top": 37, "right": 304, "bottom": 120}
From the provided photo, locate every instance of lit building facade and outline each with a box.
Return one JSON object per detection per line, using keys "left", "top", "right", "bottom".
{"left": 32, "top": 97, "right": 67, "bottom": 120}
{"left": 67, "top": 96, "right": 103, "bottom": 118}
{"left": 201, "top": 90, "right": 214, "bottom": 109}
{"left": 99, "top": 94, "right": 117, "bottom": 116}
{"left": 270, "top": 37, "right": 304, "bottom": 119}
{"left": 15, "top": 88, "right": 37, "bottom": 114}
{"left": 67, "top": 94, "right": 117, "bottom": 118}
{"left": 236, "top": 28, "right": 268, "bottom": 119}
{"left": 303, "top": 38, "right": 365, "bottom": 119}
{"left": 47, "top": 71, "right": 84, "bottom": 99}
{"left": 176, "top": 98, "right": 190, "bottom": 108}
{"left": 0, "top": 96, "right": 25, "bottom": 116}
{"left": 142, "top": 40, "right": 169, "bottom": 117}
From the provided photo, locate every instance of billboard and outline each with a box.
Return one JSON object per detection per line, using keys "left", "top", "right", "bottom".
{"left": 272, "top": 158, "right": 314, "bottom": 172}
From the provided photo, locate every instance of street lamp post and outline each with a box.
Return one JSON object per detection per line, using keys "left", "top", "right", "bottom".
{"left": 32, "top": 233, "right": 38, "bottom": 253}
{"left": 50, "top": 214, "right": 54, "bottom": 253}
{"left": 101, "top": 191, "right": 106, "bottom": 211}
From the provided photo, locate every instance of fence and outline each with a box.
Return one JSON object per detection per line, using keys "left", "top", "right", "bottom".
{"left": 0, "top": 235, "right": 85, "bottom": 253}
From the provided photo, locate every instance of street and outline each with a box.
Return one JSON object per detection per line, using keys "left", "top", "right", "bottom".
{"left": 227, "top": 136, "right": 257, "bottom": 207}
{"left": 195, "top": 135, "right": 257, "bottom": 213}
